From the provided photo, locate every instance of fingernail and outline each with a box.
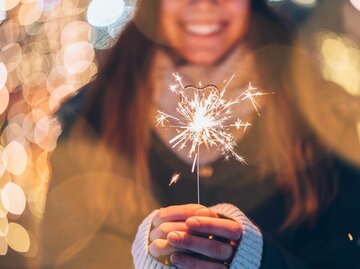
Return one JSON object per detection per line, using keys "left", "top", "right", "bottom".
{"left": 170, "top": 254, "right": 183, "bottom": 266}
{"left": 168, "top": 232, "right": 180, "bottom": 243}
{"left": 186, "top": 218, "right": 200, "bottom": 229}
{"left": 196, "top": 208, "right": 210, "bottom": 216}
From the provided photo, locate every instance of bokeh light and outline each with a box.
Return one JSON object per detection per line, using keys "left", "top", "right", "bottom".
{"left": 0, "top": 216, "right": 8, "bottom": 237}
{"left": 1, "top": 182, "right": 26, "bottom": 215}
{"left": 3, "top": 141, "right": 28, "bottom": 176}
{"left": 0, "top": 237, "right": 8, "bottom": 256}
{"left": 350, "top": 0, "right": 360, "bottom": 11}
{"left": 0, "top": 63, "right": 8, "bottom": 89}
{"left": 290, "top": 0, "right": 317, "bottom": 8}
{"left": 0, "top": 43, "right": 22, "bottom": 72}
{"left": 18, "top": 1, "right": 44, "bottom": 26}
{"left": 87, "top": 0, "right": 124, "bottom": 27}
{"left": 314, "top": 31, "right": 360, "bottom": 97}
{"left": 63, "top": 41, "right": 94, "bottom": 74}
{"left": 0, "top": 0, "right": 104, "bottom": 256}
{"left": 0, "top": 87, "right": 9, "bottom": 115}
{"left": 0, "top": 147, "right": 7, "bottom": 179}
{"left": 6, "top": 222, "right": 30, "bottom": 253}
{"left": 0, "top": 0, "right": 21, "bottom": 12}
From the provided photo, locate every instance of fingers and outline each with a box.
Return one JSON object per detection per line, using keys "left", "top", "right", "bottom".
{"left": 167, "top": 231, "right": 234, "bottom": 261}
{"left": 150, "top": 222, "right": 188, "bottom": 242}
{"left": 153, "top": 204, "right": 218, "bottom": 227}
{"left": 171, "top": 253, "right": 227, "bottom": 269}
{"left": 186, "top": 217, "right": 242, "bottom": 241}
{"left": 149, "top": 239, "right": 176, "bottom": 258}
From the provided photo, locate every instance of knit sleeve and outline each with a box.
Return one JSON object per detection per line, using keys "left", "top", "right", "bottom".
{"left": 131, "top": 210, "right": 176, "bottom": 269}
{"left": 210, "top": 203, "right": 263, "bottom": 269}
{"left": 131, "top": 204, "right": 263, "bottom": 269}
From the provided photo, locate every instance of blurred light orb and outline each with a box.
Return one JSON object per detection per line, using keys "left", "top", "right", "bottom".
{"left": 290, "top": 0, "right": 317, "bottom": 8}
{"left": 49, "top": 84, "right": 76, "bottom": 111}
{"left": 0, "top": 63, "right": 7, "bottom": 89}
{"left": 87, "top": 0, "right": 124, "bottom": 27}
{"left": 0, "top": 196, "right": 7, "bottom": 219}
{"left": 63, "top": 41, "right": 94, "bottom": 74}
{"left": 18, "top": 0, "right": 44, "bottom": 26}
{"left": 23, "top": 109, "right": 47, "bottom": 143}
{"left": 0, "top": 237, "right": 7, "bottom": 256}
{"left": 61, "top": 21, "right": 90, "bottom": 48}
{"left": 1, "top": 182, "right": 26, "bottom": 215}
{"left": 43, "top": 0, "right": 61, "bottom": 11}
{"left": 350, "top": 0, "right": 360, "bottom": 11}
{"left": 316, "top": 32, "right": 360, "bottom": 96}
{"left": 0, "top": 0, "right": 21, "bottom": 11}
{"left": 2, "top": 122, "right": 27, "bottom": 147}
{"left": 0, "top": 87, "right": 9, "bottom": 115}
{"left": 0, "top": 216, "right": 8, "bottom": 237}
{"left": 6, "top": 222, "right": 30, "bottom": 253}
{"left": 0, "top": 43, "right": 22, "bottom": 72}
{"left": 0, "top": 146, "right": 8, "bottom": 180}
{"left": 3, "top": 141, "right": 28, "bottom": 176}
{"left": 0, "top": 9, "right": 5, "bottom": 22}
{"left": 34, "top": 116, "right": 62, "bottom": 151}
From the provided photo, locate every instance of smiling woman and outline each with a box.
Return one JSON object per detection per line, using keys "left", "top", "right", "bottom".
{"left": 39, "top": 0, "right": 360, "bottom": 269}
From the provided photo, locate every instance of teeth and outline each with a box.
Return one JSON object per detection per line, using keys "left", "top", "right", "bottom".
{"left": 185, "top": 24, "right": 221, "bottom": 36}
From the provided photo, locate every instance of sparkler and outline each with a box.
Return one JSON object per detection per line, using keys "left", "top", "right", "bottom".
{"left": 156, "top": 73, "right": 269, "bottom": 204}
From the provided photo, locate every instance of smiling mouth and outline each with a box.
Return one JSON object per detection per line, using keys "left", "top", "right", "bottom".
{"left": 183, "top": 23, "right": 226, "bottom": 36}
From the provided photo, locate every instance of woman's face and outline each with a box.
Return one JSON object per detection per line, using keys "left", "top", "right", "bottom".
{"left": 160, "top": 0, "right": 251, "bottom": 65}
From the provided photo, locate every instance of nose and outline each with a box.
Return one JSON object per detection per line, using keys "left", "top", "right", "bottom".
{"left": 186, "top": 0, "right": 222, "bottom": 13}
{"left": 188, "top": 0, "right": 221, "bottom": 7}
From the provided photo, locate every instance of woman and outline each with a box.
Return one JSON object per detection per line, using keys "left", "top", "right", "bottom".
{"left": 41, "top": 0, "right": 360, "bottom": 268}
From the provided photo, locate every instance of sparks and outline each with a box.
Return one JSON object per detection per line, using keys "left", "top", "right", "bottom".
{"left": 169, "top": 173, "right": 181, "bottom": 186}
{"left": 157, "top": 73, "right": 270, "bottom": 203}
{"left": 348, "top": 233, "right": 354, "bottom": 241}
{"left": 157, "top": 73, "right": 268, "bottom": 169}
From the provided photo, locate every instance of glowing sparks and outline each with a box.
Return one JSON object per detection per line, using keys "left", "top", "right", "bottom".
{"left": 169, "top": 173, "right": 181, "bottom": 186}
{"left": 156, "top": 73, "right": 269, "bottom": 170}
{"left": 157, "top": 74, "right": 270, "bottom": 200}
{"left": 348, "top": 233, "right": 354, "bottom": 241}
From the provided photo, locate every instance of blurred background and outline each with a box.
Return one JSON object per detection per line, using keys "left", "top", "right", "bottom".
{"left": 0, "top": 0, "right": 359, "bottom": 266}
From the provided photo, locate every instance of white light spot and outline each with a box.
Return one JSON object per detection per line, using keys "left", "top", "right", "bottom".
{"left": 350, "top": 0, "right": 360, "bottom": 11}
{"left": 0, "top": 63, "right": 7, "bottom": 89}
{"left": 87, "top": 0, "right": 124, "bottom": 27}
{"left": 63, "top": 41, "right": 94, "bottom": 74}
{"left": 6, "top": 222, "right": 30, "bottom": 253}
{"left": 0, "top": 86, "right": 9, "bottom": 115}
{"left": 3, "top": 141, "right": 28, "bottom": 176}
{"left": 1, "top": 182, "right": 26, "bottom": 215}
{"left": 290, "top": 0, "right": 317, "bottom": 8}
{"left": 0, "top": 0, "right": 20, "bottom": 11}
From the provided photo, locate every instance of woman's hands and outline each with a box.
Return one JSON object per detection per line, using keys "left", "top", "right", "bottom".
{"left": 149, "top": 204, "right": 243, "bottom": 269}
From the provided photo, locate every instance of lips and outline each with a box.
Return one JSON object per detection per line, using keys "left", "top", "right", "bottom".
{"left": 183, "top": 22, "right": 225, "bottom": 36}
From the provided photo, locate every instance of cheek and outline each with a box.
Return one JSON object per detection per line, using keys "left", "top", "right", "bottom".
{"left": 159, "top": 2, "right": 181, "bottom": 45}
{"left": 227, "top": 2, "right": 251, "bottom": 39}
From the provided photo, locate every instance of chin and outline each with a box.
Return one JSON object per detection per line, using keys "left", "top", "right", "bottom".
{"left": 182, "top": 52, "right": 222, "bottom": 66}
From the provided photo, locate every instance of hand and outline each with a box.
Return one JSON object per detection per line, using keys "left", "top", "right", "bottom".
{"left": 149, "top": 204, "right": 243, "bottom": 269}
{"left": 149, "top": 204, "right": 217, "bottom": 258}
{"left": 168, "top": 216, "right": 242, "bottom": 269}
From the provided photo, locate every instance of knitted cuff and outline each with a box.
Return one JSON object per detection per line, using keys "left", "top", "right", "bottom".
{"left": 132, "top": 204, "right": 263, "bottom": 269}
{"left": 211, "top": 203, "right": 263, "bottom": 269}
{"left": 131, "top": 210, "right": 176, "bottom": 269}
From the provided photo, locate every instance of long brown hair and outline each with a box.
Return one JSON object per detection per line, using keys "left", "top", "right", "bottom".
{"left": 84, "top": 0, "right": 336, "bottom": 227}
